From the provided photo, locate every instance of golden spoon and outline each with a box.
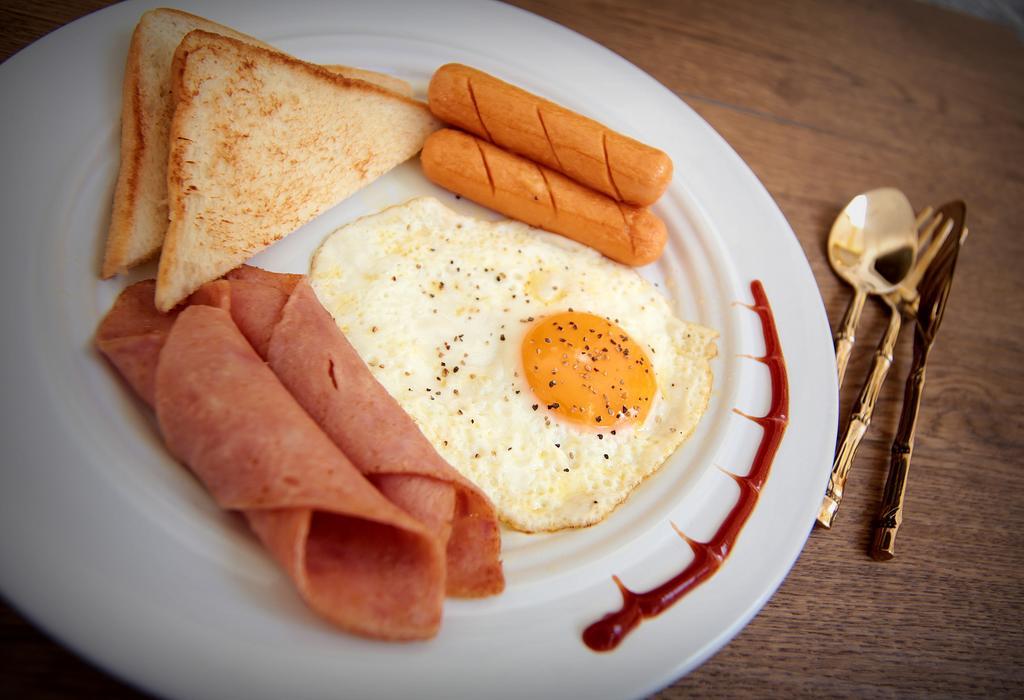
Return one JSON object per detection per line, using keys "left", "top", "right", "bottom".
{"left": 827, "top": 188, "right": 918, "bottom": 388}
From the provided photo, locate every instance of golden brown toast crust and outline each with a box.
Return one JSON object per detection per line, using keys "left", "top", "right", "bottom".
{"left": 101, "top": 20, "right": 145, "bottom": 279}
{"left": 100, "top": 9, "right": 279, "bottom": 279}
{"left": 155, "top": 30, "right": 439, "bottom": 311}
{"left": 100, "top": 9, "right": 414, "bottom": 280}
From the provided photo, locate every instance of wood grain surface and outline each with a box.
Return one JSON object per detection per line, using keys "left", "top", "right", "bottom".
{"left": 2, "top": 0, "right": 1022, "bottom": 697}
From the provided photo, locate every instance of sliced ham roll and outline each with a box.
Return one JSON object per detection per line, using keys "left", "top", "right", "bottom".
{"left": 211, "top": 266, "right": 505, "bottom": 597}
{"left": 94, "top": 280, "right": 177, "bottom": 405}
{"left": 96, "top": 284, "right": 445, "bottom": 640}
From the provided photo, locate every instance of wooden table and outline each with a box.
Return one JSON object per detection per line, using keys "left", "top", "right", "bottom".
{"left": 2, "top": 0, "right": 1022, "bottom": 697}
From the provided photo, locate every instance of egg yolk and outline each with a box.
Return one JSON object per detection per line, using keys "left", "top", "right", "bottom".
{"left": 521, "top": 311, "right": 656, "bottom": 429}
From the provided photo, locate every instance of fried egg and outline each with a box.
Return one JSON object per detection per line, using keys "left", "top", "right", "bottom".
{"left": 310, "top": 197, "right": 717, "bottom": 532}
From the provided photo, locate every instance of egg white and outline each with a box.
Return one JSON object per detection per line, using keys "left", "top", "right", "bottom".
{"left": 310, "top": 197, "right": 717, "bottom": 532}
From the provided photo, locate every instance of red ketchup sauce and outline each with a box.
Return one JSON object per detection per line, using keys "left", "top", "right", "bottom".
{"left": 582, "top": 280, "right": 789, "bottom": 652}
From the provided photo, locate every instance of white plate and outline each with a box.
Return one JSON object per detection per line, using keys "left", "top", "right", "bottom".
{"left": 0, "top": 1, "right": 837, "bottom": 698}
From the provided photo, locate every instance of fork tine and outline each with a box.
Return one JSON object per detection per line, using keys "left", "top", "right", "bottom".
{"left": 915, "top": 220, "right": 961, "bottom": 305}
{"left": 906, "top": 216, "right": 955, "bottom": 290}
{"left": 915, "top": 210, "right": 943, "bottom": 254}
{"left": 914, "top": 206, "right": 935, "bottom": 231}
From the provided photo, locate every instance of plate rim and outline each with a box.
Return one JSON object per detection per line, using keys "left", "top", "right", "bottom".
{"left": 0, "top": 1, "right": 838, "bottom": 698}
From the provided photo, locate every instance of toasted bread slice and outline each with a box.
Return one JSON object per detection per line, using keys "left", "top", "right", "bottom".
{"left": 321, "top": 65, "right": 413, "bottom": 97}
{"left": 154, "top": 31, "right": 439, "bottom": 311}
{"left": 101, "top": 8, "right": 412, "bottom": 279}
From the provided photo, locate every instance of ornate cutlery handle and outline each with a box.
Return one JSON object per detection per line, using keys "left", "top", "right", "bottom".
{"left": 871, "top": 347, "right": 928, "bottom": 559}
{"left": 834, "top": 288, "right": 867, "bottom": 389}
{"left": 872, "top": 220, "right": 967, "bottom": 558}
{"left": 818, "top": 303, "right": 902, "bottom": 528}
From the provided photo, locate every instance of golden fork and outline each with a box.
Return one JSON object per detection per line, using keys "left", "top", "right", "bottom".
{"left": 818, "top": 205, "right": 957, "bottom": 528}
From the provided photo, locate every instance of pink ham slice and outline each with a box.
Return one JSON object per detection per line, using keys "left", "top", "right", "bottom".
{"left": 96, "top": 285, "right": 445, "bottom": 640}
{"left": 94, "top": 280, "right": 177, "bottom": 405}
{"left": 210, "top": 266, "right": 504, "bottom": 597}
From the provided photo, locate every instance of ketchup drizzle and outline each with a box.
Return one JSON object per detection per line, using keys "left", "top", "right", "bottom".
{"left": 583, "top": 280, "right": 789, "bottom": 652}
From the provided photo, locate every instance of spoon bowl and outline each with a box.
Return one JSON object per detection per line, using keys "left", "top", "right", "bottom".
{"left": 828, "top": 187, "right": 917, "bottom": 386}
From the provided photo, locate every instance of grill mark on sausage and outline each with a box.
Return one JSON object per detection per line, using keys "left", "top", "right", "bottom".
{"left": 537, "top": 108, "right": 565, "bottom": 173}
{"left": 602, "top": 132, "right": 624, "bottom": 202}
{"left": 614, "top": 201, "right": 634, "bottom": 257}
{"left": 476, "top": 139, "right": 497, "bottom": 197}
{"left": 534, "top": 162, "right": 558, "bottom": 214}
{"left": 466, "top": 78, "right": 494, "bottom": 143}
